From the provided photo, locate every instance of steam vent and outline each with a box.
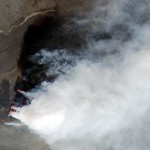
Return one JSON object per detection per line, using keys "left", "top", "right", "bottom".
{"left": 1, "top": 0, "right": 150, "bottom": 150}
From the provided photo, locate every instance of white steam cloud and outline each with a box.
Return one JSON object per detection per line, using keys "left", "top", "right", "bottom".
{"left": 13, "top": 0, "right": 150, "bottom": 150}
{"left": 31, "top": 49, "right": 77, "bottom": 77}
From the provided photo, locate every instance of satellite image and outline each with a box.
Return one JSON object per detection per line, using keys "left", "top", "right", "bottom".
{"left": 0, "top": 0, "right": 150, "bottom": 150}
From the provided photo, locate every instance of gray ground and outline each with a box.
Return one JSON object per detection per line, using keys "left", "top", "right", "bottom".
{"left": 0, "top": 124, "right": 50, "bottom": 150}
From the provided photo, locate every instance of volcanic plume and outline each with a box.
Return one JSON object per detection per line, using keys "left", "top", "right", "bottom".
{"left": 12, "top": 0, "right": 150, "bottom": 150}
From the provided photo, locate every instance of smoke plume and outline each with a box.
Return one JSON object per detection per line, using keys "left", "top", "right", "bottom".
{"left": 13, "top": 0, "right": 150, "bottom": 150}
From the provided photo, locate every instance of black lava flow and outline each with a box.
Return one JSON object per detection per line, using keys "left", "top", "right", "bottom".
{"left": 13, "top": 11, "right": 114, "bottom": 105}
{"left": 17, "top": 13, "right": 88, "bottom": 92}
